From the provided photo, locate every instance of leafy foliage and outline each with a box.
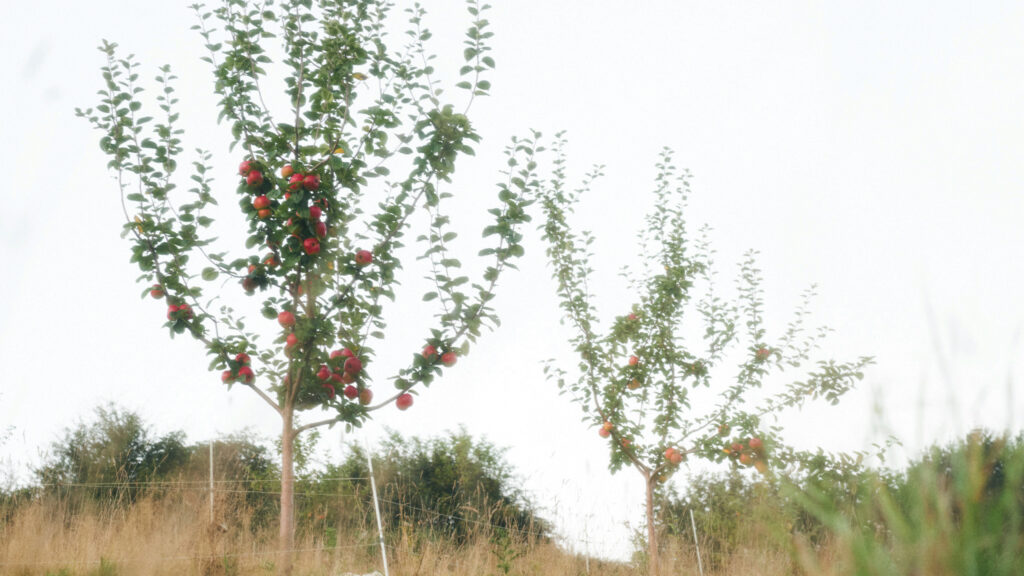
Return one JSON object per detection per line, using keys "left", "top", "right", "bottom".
{"left": 19, "top": 407, "right": 546, "bottom": 546}
{"left": 76, "top": 0, "right": 535, "bottom": 431}
{"left": 796, "top": 429, "right": 1024, "bottom": 575}
{"left": 540, "top": 138, "right": 871, "bottom": 479}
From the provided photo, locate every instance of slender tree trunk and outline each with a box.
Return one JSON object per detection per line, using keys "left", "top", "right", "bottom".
{"left": 645, "top": 474, "right": 659, "bottom": 576}
{"left": 279, "top": 402, "right": 295, "bottom": 576}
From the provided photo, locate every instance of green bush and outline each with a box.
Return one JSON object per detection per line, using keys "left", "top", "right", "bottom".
{"left": 35, "top": 404, "right": 190, "bottom": 503}
{"left": 305, "top": 428, "right": 549, "bottom": 544}
{"left": 15, "top": 406, "right": 546, "bottom": 546}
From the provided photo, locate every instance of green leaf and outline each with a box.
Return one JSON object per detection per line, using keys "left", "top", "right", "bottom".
{"left": 201, "top": 267, "right": 219, "bottom": 281}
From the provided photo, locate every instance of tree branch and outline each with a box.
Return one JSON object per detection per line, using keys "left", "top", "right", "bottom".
{"left": 247, "top": 383, "right": 282, "bottom": 415}
{"left": 293, "top": 415, "right": 340, "bottom": 437}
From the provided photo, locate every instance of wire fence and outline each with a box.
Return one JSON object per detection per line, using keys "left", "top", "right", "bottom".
{"left": 0, "top": 474, "right": 588, "bottom": 571}
{"left": 0, "top": 543, "right": 384, "bottom": 569}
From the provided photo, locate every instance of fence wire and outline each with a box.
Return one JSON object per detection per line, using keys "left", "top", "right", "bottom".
{"left": 0, "top": 475, "right": 599, "bottom": 569}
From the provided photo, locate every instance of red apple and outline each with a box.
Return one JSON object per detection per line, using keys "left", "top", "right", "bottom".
{"left": 331, "top": 373, "right": 344, "bottom": 384}
{"left": 303, "top": 174, "right": 320, "bottom": 191}
{"left": 235, "top": 353, "right": 251, "bottom": 365}
{"left": 602, "top": 421, "right": 614, "bottom": 432}
{"left": 344, "top": 356, "right": 362, "bottom": 374}
{"left": 354, "top": 249, "right": 373, "bottom": 266}
{"left": 730, "top": 442, "right": 743, "bottom": 453}
{"left": 317, "top": 365, "right": 331, "bottom": 381}
{"left": 288, "top": 173, "right": 305, "bottom": 191}
{"left": 281, "top": 165, "right": 294, "bottom": 178}
{"left": 343, "top": 385, "right": 358, "bottom": 400}
{"left": 257, "top": 208, "right": 272, "bottom": 219}
{"left": 237, "top": 366, "right": 254, "bottom": 384}
{"left": 285, "top": 333, "right": 299, "bottom": 349}
{"left": 628, "top": 355, "right": 639, "bottom": 366}
{"left": 422, "top": 345, "right": 438, "bottom": 360}
{"left": 441, "top": 352, "right": 457, "bottom": 367}
{"left": 278, "top": 311, "right": 296, "bottom": 328}
{"left": 178, "top": 303, "right": 193, "bottom": 319}
{"left": 358, "top": 388, "right": 373, "bottom": 405}
{"left": 314, "top": 221, "right": 327, "bottom": 239}
{"left": 242, "top": 277, "right": 257, "bottom": 293}
{"left": 664, "top": 447, "right": 677, "bottom": 461}
{"left": 221, "top": 370, "right": 234, "bottom": 383}
{"left": 150, "top": 285, "right": 164, "bottom": 299}
{"left": 238, "top": 160, "right": 253, "bottom": 175}
{"left": 598, "top": 428, "right": 611, "bottom": 438}
{"left": 264, "top": 254, "right": 279, "bottom": 267}
{"left": 749, "top": 437, "right": 764, "bottom": 451}
{"left": 339, "top": 348, "right": 355, "bottom": 358}
{"left": 627, "top": 313, "right": 638, "bottom": 321}
{"left": 340, "top": 371, "right": 355, "bottom": 384}
{"left": 322, "top": 383, "right": 336, "bottom": 399}
{"left": 396, "top": 393, "right": 413, "bottom": 411}
{"left": 755, "top": 347, "right": 771, "bottom": 362}
{"left": 739, "top": 453, "right": 753, "bottom": 466}
{"left": 309, "top": 206, "right": 322, "bottom": 221}
{"left": 246, "top": 170, "right": 264, "bottom": 187}
{"left": 620, "top": 438, "right": 631, "bottom": 448}
{"left": 253, "top": 195, "right": 271, "bottom": 210}
{"left": 303, "top": 238, "right": 320, "bottom": 255}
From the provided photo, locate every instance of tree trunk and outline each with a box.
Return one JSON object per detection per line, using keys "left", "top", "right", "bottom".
{"left": 645, "top": 474, "right": 659, "bottom": 576}
{"left": 278, "top": 402, "right": 295, "bottom": 576}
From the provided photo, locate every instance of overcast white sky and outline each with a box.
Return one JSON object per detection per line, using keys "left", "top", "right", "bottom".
{"left": 3, "top": 0, "right": 1024, "bottom": 562}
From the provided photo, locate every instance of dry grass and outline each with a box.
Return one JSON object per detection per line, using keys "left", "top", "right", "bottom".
{"left": 0, "top": 480, "right": 862, "bottom": 576}
{"left": 0, "top": 488, "right": 638, "bottom": 576}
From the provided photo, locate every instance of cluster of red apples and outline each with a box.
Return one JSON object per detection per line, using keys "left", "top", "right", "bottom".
{"left": 222, "top": 352, "right": 255, "bottom": 385}
{"left": 272, "top": 311, "right": 461, "bottom": 411}
{"left": 151, "top": 159, "right": 466, "bottom": 412}
{"left": 725, "top": 435, "right": 769, "bottom": 474}
{"left": 149, "top": 284, "right": 195, "bottom": 324}
{"left": 240, "top": 160, "right": 326, "bottom": 258}
{"left": 236, "top": 160, "right": 374, "bottom": 293}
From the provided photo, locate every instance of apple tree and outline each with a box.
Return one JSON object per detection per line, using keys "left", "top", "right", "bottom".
{"left": 76, "top": 1, "right": 539, "bottom": 573}
{"left": 538, "top": 138, "right": 872, "bottom": 576}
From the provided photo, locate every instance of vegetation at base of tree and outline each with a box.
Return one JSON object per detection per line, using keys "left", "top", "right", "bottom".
{"left": 657, "top": 428, "right": 1024, "bottom": 575}
{"left": 4, "top": 406, "right": 1024, "bottom": 574}
{"left": 5, "top": 405, "right": 546, "bottom": 544}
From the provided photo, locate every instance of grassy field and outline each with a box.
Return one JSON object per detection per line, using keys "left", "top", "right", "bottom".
{"left": 0, "top": 482, "right": 834, "bottom": 576}
{"left": 3, "top": 430, "right": 1021, "bottom": 575}
{"left": 0, "top": 486, "right": 640, "bottom": 576}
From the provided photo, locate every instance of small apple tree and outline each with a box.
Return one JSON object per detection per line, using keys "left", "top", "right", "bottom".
{"left": 77, "top": 1, "right": 539, "bottom": 573}
{"left": 538, "top": 138, "right": 872, "bottom": 576}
